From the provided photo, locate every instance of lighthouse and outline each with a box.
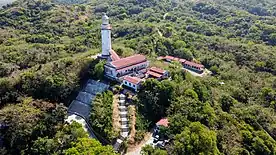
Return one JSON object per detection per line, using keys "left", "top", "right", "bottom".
{"left": 100, "top": 13, "right": 112, "bottom": 59}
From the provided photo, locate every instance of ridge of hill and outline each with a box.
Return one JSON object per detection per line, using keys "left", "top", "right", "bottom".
{"left": 0, "top": 0, "right": 276, "bottom": 154}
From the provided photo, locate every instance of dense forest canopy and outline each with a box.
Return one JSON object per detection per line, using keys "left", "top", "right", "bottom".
{"left": 0, "top": 0, "right": 276, "bottom": 154}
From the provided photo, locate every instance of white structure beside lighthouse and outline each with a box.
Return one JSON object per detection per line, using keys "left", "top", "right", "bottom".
{"left": 101, "top": 13, "right": 112, "bottom": 59}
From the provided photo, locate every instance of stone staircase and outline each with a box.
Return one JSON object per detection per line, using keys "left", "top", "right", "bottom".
{"left": 113, "top": 94, "right": 129, "bottom": 151}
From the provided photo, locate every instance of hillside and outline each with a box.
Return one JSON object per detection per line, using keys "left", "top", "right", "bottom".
{"left": 0, "top": 0, "right": 276, "bottom": 154}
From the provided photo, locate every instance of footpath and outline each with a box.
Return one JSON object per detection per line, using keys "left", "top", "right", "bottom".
{"left": 66, "top": 79, "right": 109, "bottom": 141}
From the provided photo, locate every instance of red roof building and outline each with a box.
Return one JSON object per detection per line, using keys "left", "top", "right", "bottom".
{"left": 110, "top": 54, "right": 147, "bottom": 69}
{"left": 160, "top": 55, "right": 205, "bottom": 73}
{"left": 157, "top": 56, "right": 165, "bottom": 60}
{"left": 105, "top": 54, "right": 149, "bottom": 80}
{"left": 123, "top": 76, "right": 142, "bottom": 84}
{"left": 146, "top": 67, "right": 169, "bottom": 80}
{"left": 146, "top": 70, "right": 163, "bottom": 78}
{"left": 164, "top": 55, "right": 175, "bottom": 61}
{"left": 149, "top": 67, "right": 166, "bottom": 74}
{"left": 184, "top": 61, "right": 204, "bottom": 69}
{"left": 110, "top": 50, "right": 120, "bottom": 61}
{"left": 156, "top": 118, "right": 169, "bottom": 127}
{"left": 179, "top": 59, "right": 186, "bottom": 63}
{"left": 123, "top": 76, "right": 143, "bottom": 92}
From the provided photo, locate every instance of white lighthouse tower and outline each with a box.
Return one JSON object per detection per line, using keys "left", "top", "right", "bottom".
{"left": 100, "top": 13, "right": 112, "bottom": 59}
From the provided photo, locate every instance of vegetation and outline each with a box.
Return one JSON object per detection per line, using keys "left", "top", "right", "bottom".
{"left": 0, "top": 98, "right": 115, "bottom": 154}
{"left": 141, "top": 145, "right": 168, "bottom": 155}
{"left": 90, "top": 91, "right": 119, "bottom": 142}
{"left": 173, "top": 122, "right": 219, "bottom": 155}
{"left": 0, "top": 0, "right": 276, "bottom": 154}
{"left": 64, "top": 138, "right": 117, "bottom": 155}
{"left": 0, "top": 98, "right": 66, "bottom": 154}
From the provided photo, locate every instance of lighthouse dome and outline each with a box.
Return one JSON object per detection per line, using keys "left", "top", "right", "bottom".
{"left": 102, "top": 13, "right": 109, "bottom": 25}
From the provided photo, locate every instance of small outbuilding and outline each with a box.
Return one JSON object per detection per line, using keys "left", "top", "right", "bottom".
{"left": 122, "top": 76, "right": 143, "bottom": 92}
{"left": 146, "top": 67, "right": 169, "bottom": 80}
{"left": 156, "top": 118, "right": 169, "bottom": 128}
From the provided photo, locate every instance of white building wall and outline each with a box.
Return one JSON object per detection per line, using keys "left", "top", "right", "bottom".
{"left": 104, "top": 66, "right": 116, "bottom": 78}
{"left": 123, "top": 80, "right": 139, "bottom": 92}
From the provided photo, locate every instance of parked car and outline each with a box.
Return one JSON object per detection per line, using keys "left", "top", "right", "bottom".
{"left": 153, "top": 126, "right": 160, "bottom": 136}
{"left": 153, "top": 135, "right": 159, "bottom": 143}
{"left": 156, "top": 141, "right": 165, "bottom": 149}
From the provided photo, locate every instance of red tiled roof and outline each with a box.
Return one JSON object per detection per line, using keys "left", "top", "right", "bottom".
{"left": 117, "top": 62, "right": 147, "bottom": 72}
{"left": 123, "top": 76, "right": 142, "bottom": 85}
{"left": 146, "top": 71, "right": 162, "bottom": 78}
{"left": 110, "top": 50, "right": 120, "bottom": 61}
{"left": 164, "top": 56, "right": 180, "bottom": 62}
{"left": 173, "top": 57, "right": 179, "bottom": 61}
{"left": 184, "top": 61, "right": 204, "bottom": 68}
{"left": 163, "top": 55, "right": 204, "bottom": 69}
{"left": 156, "top": 118, "right": 169, "bottom": 127}
{"left": 157, "top": 56, "right": 165, "bottom": 60}
{"left": 150, "top": 67, "right": 166, "bottom": 74}
{"left": 164, "top": 55, "right": 174, "bottom": 60}
{"left": 179, "top": 59, "right": 186, "bottom": 63}
{"left": 111, "top": 54, "right": 146, "bottom": 69}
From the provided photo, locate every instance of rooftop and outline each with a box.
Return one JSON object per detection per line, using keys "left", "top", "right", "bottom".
{"left": 184, "top": 61, "right": 204, "bottom": 68}
{"left": 157, "top": 56, "right": 165, "bottom": 60}
{"left": 149, "top": 67, "right": 166, "bottom": 74}
{"left": 164, "top": 55, "right": 175, "bottom": 60}
{"left": 110, "top": 54, "right": 147, "bottom": 69}
{"left": 161, "top": 55, "right": 204, "bottom": 69}
{"left": 179, "top": 58, "right": 186, "bottom": 63}
{"left": 110, "top": 49, "right": 120, "bottom": 61}
{"left": 156, "top": 118, "right": 169, "bottom": 127}
{"left": 123, "top": 76, "right": 142, "bottom": 84}
{"left": 146, "top": 70, "right": 162, "bottom": 78}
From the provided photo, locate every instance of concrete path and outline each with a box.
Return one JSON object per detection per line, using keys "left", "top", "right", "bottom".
{"left": 66, "top": 80, "right": 109, "bottom": 140}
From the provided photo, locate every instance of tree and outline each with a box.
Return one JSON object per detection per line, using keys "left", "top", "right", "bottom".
{"left": 141, "top": 145, "right": 154, "bottom": 155}
{"left": 167, "top": 61, "right": 185, "bottom": 82}
{"left": 173, "top": 122, "right": 219, "bottom": 155}
{"left": 261, "top": 87, "right": 276, "bottom": 106}
{"left": 219, "top": 95, "right": 238, "bottom": 112}
{"left": 92, "top": 60, "right": 105, "bottom": 80}
{"left": 241, "top": 130, "right": 276, "bottom": 155}
{"left": 193, "top": 80, "right": 210, "bottom": 102}
{"left": 30, "top": 137, "right": 57, "bottom": 155}
{"left": 0, "top": 101, "right": 42, "bottom": 154}
{"left": 184, "top": 89, "right": 198, "bottom": 100}
{"left": 173, "top": 48, "right": 193, "bottom": 61}
{"left": 90, "top": 91, "right": 118, "bottom": 141}
{"left": 141, "top": 145, "right": 168, "bottom": 155}
{"left": 168, "top": 97, "right": 216, "bottom": 128}
{"left": 173, "top": 40, "right": 187, "bottom": 49}
{"left": 209, "top": 65, "right": 219, "bottom": 75}
{"left": 65, "top": 138, "right": 117, "bottom": 155}
{"left": 138, "top": 79, "right": 175, "bottom": 124}
{"left": 0, "top": 99, "right": 68, "bottom": 154}
{"left": 30, "top": 121, "right": 89, "bottom": 155}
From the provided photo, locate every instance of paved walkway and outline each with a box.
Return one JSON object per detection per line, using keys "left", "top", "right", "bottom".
{"left": 66, "top": 114, "right": 97, "bottom": 138}
{"left": 66, "top": 79, "right": 109, "bottom": 139}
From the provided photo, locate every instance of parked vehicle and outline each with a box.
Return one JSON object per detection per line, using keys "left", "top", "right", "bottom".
{"left": 153, "top": 135, "right": 159, "bottom": 143}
